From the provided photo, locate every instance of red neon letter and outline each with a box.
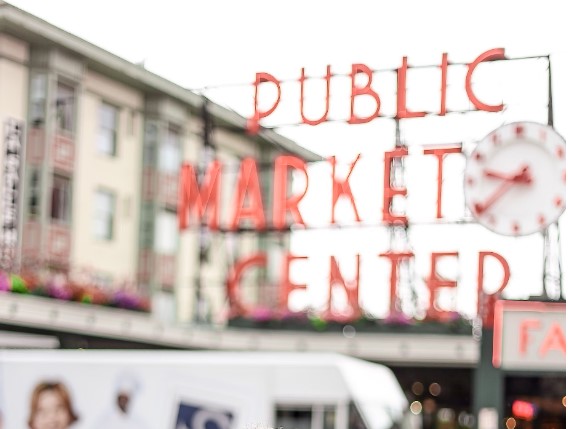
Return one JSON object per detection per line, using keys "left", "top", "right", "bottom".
{"left": 273, "top": 155, "right": 308, "bottom": 230}
{"left": 330, "top": 154, "right": 362, "bottom": 224}
{"left": 539, "top": 322, "right": 566, "bottom": 357}
{"left": 300, "top": 66, "right": 331, "bottom": 126}
{"left": 519, "top": 319, "right": 541, "bottom": 355}
{"left": 383, "top": 148, "right": 408, "bottom": 224}
{"left": 230, "top": 158, "right": 266, "bottom": 231}
{"left": 423, "top": 146, "right": 462, "bottom": 219}
{"left": 396, "top": 57, "right": 426, "bottom": 119}
{"left": 348, "top": 64, "right": 381, "bottom": 124}
{"left": 477, "top": 251, "right": 510, "bottom": 327}
{"left": 425, "top": 252, "right": 459, "bottom": 320}
{"left": 440, "top": 53, "right": 448, "bottom": 116}
{"left": 379, "top": 251, "right": 414, "bottom": 315}
{"left": 227, "top": 253, "right": 267, "bottom": 317}
{"left": 178, "top": 161, "right": 222, "bottom": 231}
{"left": 247, "top": 72, "right": 282, "bottom": 134}
{"left": 466, "top": 48, "right": 506, "bottom": 112}
{"left": 279, "top": 254, "right": 308, "bottom": 312}
{"left": 326, "top": 255, "right": 361, "bottom": 321}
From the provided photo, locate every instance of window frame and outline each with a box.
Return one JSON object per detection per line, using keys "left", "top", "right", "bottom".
{"left": 158, "top": 125, "right": 182, "bottom": 174}
{"left": 275, "top": 404, "right": 338, "bottom": 429}
{"left": 153, "top": 208, "right": 178, "bottom": 255}
{"left": 97, "top": 101, "right": 119, "bottom": 157}
{"left": 55, "top": 81, "right": 76, "bottom": 134}
{"left": 27, "top": 168, "right": 41, "bottom": 220}
{"left": 50, "top": 174, "right": 72, "bottom": 224}
{"left": 93, "top": 188, "right": 116, "bottom": 241}
{"left": 30, "top": 73, "right": 47, "bottom": 128}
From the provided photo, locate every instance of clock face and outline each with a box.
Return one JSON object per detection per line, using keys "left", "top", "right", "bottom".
{"left": 464, "top": 122, "right": 566, "bottom": 236}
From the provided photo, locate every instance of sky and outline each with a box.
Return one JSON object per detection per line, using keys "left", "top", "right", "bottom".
{"left": 7, "top": 0, "right": 567, "bottom": 318}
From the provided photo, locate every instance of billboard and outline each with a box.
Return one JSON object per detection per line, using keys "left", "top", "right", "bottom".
{"left": 0, "top": 351, "right": 407, "bottom": 429}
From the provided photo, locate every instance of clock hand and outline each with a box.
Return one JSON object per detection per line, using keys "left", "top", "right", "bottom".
{"left": 474, "top": 180, "right": 515, "bottom": 214}
{"left": 483, "top": 166, "right": 532, "bottom": 183}
{"left": 484, "top": 170, "right": 516, "bottom": 181}
{"left": 474, "top": 165, "right": 532, "bottom": 214}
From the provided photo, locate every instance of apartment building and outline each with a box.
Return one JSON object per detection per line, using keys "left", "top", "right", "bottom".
{"left": 0, "top": 1, "right": 319, "bottom": 329}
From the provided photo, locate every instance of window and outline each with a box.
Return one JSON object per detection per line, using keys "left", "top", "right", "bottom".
{"left": 55, "top": 82, "right": 75, "bottom": 133}
{"left": 50, "top": 175, "right": 71, "bottom": 223}
{"left": 28, "top": 169, "right": 41, "bottom": 219}
{"left": 30, "top": 74, "right": 47, "bottom": 127}
{"left": 143, "top": 122, "right": 158, "bottom": 166}
{"left": 276, "top": 405, "right": 338, "bottom": 429}
{"left": 154, "top": 209, "right": 177, "bottom": 254}
{"left": 93, "top": 190, "right": 115, "bottom": 240}
{"left": 348, "top": 402, "right": 369, "bottom": 429}
{"left": 97, "top": 102, "right": 118, "bottom": 156}
{"left": 158, "top": 126, "right": 181, "bottom": 173}
{"left": 276, "top": 408, "right": 312, "bottom": 429}
{"left": 139, "top": 203, "right": 154, "bottom": 248}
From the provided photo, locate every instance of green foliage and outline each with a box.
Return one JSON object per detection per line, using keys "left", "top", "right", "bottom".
{"left": 309, "top": 316, "right": 328, "bottom": 331}
{"left": 10, "top": 275, "right": 28, "bottom": 294}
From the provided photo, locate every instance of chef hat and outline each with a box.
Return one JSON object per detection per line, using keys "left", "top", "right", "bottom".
{"left": 115, "top": 372, "right": 140, "bottom": 396}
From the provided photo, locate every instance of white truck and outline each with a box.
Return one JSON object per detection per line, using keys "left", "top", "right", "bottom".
{"left": 0, "top": 351, "right": 408, "bottom": 429}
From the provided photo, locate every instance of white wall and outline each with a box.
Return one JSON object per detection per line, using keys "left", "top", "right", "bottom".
{"left": 71, "top": 70, "right": 143, "bottom": 284}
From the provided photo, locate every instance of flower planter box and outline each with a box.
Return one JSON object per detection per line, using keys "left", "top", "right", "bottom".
{"left": 227, "top": 315, "right": 473, "bottom": 335}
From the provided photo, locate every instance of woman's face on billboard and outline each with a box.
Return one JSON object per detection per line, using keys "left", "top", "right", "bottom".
{"left": 31, "top": 390, "right": 72, "bottom": 429}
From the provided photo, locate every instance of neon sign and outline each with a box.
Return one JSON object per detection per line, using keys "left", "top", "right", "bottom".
{"left": 177, "top": 48, "right": 554, "bottom": 326}
{"left": 178, "top": 149, "right": 462, "bottom": 231}
{"left": 246, "top": 48, "right": 505, "bottom": 133}
{"left": 178, "top": 151, "right": 511, "bottom": 326}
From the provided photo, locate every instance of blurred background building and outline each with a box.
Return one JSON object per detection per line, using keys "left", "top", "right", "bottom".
{"left": 0, "top": 3, "right": 564, "bottom": 429}
{"left": 0, "top": 0, "right": 318, "bottom": 328}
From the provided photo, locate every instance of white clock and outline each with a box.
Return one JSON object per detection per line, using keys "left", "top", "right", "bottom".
{"left": 464, "top": 121, "right": 566, "bottom": 236}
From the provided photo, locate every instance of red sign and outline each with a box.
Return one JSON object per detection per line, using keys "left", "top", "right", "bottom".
{"left": 222, "top": 249, "right": 509, "bottom": 324}
{"left": 493, "top": 301, "right": 566, "bottom": 370}
{"left": 178, "top": 149, "right": 462, "bottom": 232}
{"left": 176, "top": 49, "right": 554, "bottom": 325}
{"left": 246, "top": 48, "right": 506, "bottom": 133}
{"left": 177, "top": 152, "right": 514, "bottom": 324}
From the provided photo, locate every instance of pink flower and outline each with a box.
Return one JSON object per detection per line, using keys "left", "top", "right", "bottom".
{"left": 384, "top": 312, "right": 413, "bottom": 325}
{"left": 0, "top": 272, "right": 9, "bottom": 292}
{"left": 250, "top": 306, "right": 274, "bottom": 322}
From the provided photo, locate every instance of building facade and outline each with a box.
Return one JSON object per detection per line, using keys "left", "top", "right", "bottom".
{"left": 0, "top": 1, "right": 319, "bottom": 326}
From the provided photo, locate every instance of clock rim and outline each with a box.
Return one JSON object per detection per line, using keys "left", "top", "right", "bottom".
{"left": 464, "top": 121, "right": 566, "bottom": 236}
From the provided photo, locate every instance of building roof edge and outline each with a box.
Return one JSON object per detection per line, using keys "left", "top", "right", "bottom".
{"left": 0, "top": 2, "right": 322, "bottom": 161}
